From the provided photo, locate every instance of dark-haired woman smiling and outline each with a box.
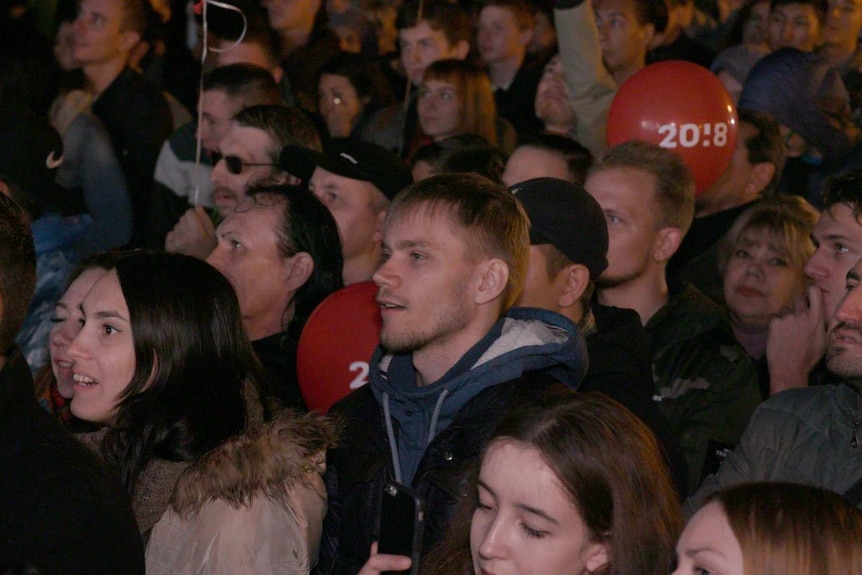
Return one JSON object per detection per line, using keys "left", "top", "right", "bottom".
{"left": 69, "top": 251, "right": 337, "bottom": 574}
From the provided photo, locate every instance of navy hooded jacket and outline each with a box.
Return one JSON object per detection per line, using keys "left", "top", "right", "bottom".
{"left": 316, "top": 307, "right": 588, "bottom": 575}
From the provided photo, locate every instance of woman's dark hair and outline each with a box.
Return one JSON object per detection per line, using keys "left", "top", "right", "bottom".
{"left": 412, "top": 134, "right": 506, "bottom": 183}
{"left": 100, "top": 251, "right": 261, "bottom": 493}
{"left": 319, "top": 52, "right": 395, "bottom": 116}
{"left": 246, "top": 183, "right": 344, "bottom": 338}
{"left": 423, "top": 386, "right": 683, "bottom": 575}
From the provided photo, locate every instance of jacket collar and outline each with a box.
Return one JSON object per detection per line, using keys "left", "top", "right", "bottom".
{"left": 169, "top": 410, "right": 338, "bottom": 517}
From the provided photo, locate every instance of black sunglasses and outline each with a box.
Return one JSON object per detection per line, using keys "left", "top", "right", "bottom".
{"left": 211, "top": 151, "right": 279, "bottom": 175}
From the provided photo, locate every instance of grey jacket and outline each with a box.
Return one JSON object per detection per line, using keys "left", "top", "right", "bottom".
{"left": 685, "top": 383, "right": 862, "bottom": 516}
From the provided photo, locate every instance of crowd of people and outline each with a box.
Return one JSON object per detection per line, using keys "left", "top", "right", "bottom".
{"left": 2, "top": 0, "right": 862, "bottom": 572}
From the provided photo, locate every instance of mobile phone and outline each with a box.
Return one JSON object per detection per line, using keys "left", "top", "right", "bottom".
{"left": 377, "top": 481, "right": 425, "bottom": 575}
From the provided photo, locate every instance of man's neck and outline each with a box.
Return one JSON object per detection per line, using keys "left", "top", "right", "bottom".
{"left": 821, "top": 40, "right": 859, "bottom": 69}
{"left": 411, "top": 317, "right": 497, "bottom": 386}
{"left": 489, "top": 53, "right": 524, "bottom": 90}
{"left": 248, "top": 304, "right": 294, "bottom": 342}
{"left": 611, "top": 61, "right": 642, "bottom": 87}
{"left": 695, "top": 197, "right": 745, "bottom": 218}
{"left": 555, "top": 303, "right": 583, "bottom": 328}
{"left": 597, "top": 271, "right": 669, "bottom": 325}
{"left": 694, "top": 191, "right": 760, "bottom": 218}
{"left": 661, "top": 24, "right": 681, "bottom": 47}
{"left": 343, "top": 251, "right": 380, "bottom": 286}
{"left": 83, "top": 59, "right": 127, "bottom": 97}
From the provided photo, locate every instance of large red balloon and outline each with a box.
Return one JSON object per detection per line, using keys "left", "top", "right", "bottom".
{"left": 607, "top": 61, "right": 738, "bottom": 195}
{"left": 297, "top": 281, "right": 381, "bottom": 412}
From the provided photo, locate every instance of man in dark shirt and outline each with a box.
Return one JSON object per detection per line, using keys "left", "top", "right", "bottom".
{"left": 586, "top": 140, "right": 761, "bottom": 492}
{"left": 72, "top": 0, "right": 173, "bottom": 246}
{"left": 477, "top": 0, "right": 544, "bottom": 135}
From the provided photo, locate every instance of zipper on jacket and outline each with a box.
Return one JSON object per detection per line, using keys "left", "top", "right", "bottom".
{"left": 853, "top": 392, "right": 862, "bottom": 449}
{"left": 853, "top": 417, "right": 860, "bottom": 449}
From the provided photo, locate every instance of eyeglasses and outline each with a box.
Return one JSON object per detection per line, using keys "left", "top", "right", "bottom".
{"left": 211, "top": 151, "right": 279, "bottom": 175}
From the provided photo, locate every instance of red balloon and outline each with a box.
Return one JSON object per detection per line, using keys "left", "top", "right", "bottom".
{"left": 607, "top": 61, "right": 738, "bottom": 195}
{"left": 297, "top": 281, "right": 381, "bottom": 412}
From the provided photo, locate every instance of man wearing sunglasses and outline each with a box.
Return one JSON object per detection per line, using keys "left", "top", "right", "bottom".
{"left": 165, "top": 104, "right": 322, "bottom": 259}
{"left": 152, "top": 63, "right": 283, "bottom": 247}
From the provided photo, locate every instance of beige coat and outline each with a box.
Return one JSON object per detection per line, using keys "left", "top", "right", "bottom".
{"left": 145, "top": 411, "right": 339, "bottom": 575}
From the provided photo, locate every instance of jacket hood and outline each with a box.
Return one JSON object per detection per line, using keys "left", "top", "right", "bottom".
{"left": 369, "top": 307, "right": 588, "bottom": 483}
{"left": 169, "top": 410, "right": 339, "bottom": 518}
{"left": 371, "top": 307, "right": 587, "bottom": 399}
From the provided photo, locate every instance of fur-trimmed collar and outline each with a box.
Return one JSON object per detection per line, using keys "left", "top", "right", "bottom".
{"left": 170, "top": 409, "right": 340, "bottom": 517}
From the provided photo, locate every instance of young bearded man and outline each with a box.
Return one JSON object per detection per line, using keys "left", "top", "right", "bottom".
{"left": 317, "top": 174, "right": 588, "bottom": 575}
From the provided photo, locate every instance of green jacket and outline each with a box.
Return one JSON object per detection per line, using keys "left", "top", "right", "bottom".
{"left": 685, "top": 382, "right": 862, "bottom": 516}
{"left": 646, "top": 283, "right": 762, "bottom": 492}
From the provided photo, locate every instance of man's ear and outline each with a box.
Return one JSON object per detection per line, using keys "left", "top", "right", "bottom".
{"left": 641, "top": 23, "right": 656, "bottom": 49}
{"left": 454, "top": 39, "right": 470, "bottom": 60}
{"left": 475, "top": 259, "right": 509, "bottom": 305}
{"left": 283, "top": 252, "right": 315, "bottom": 292}
{"left": 558, "top": 264, "right": 590, "bottom": 309}
{"left": 119, "top": 29, "right": 142, "bottom": 54}
{"left": 373, "top": 208, "right": 387, "bottom": 244}
{"left": 0, "top": 180, "right": 10, "bottom": 199}
{"left": 272, "top": 64, "right": 285, "bottom": 84}
{"left": 653, "top": 226, "right": 684, "bottom": 263}
{"left": 744, "top": 161, "right": 776, "bottom": 197}
{"left": 518, "top": 26, "right": 534, "bottom": 48}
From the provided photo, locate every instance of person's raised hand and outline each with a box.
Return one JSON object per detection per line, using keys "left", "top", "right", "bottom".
{"left": 767, "top": 284, "right": 826, "bottom": 395}
{"left": 165, "top": 206, "right": 217, "bottom": 260}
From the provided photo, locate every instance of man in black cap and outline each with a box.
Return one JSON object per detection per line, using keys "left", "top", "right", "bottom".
{"left": 281, "top": 138, "right": 412, "bottom": 284}
{"left": 510, "top": 176, "right": 688, "bottom": 494}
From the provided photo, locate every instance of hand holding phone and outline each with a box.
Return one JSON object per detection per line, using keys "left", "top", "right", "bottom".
{"left": 376, "top": 482, "right": 425, "bottom": 575}
{"left": 358, "top": 543, "right": 413, "bottom": 575}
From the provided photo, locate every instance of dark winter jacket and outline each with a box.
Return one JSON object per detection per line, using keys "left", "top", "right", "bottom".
{"left": 685, "top": 383, "right": 862, "bottom": 516}
{"left": 0, "top": 350, "right": 144, "bottom": 574}
{"left": 646, "top": 282, "right": 762, "bottom": 492}
{"left": 582, "top": 303, "right": 689, "bottom": 495}
{"left": 316, "top": 308, "right": 588, "bottom": 575}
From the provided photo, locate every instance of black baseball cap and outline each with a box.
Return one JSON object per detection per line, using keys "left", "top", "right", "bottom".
{"left": 280, "top": 138, "right": 413, "bottom": 200}
{"left": 510, "top": 177, "right": 609, "bottom": 279}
